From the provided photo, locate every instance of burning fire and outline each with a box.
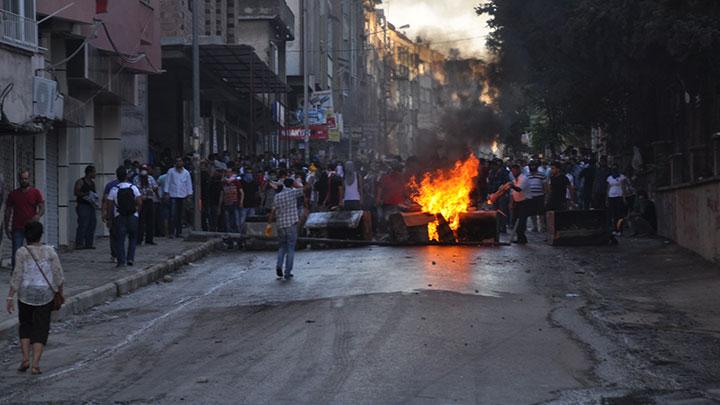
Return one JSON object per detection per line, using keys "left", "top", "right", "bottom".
{"left": 491, "top": 140, "right": 499, "bottom": 155}
{"left": 409, "top": 155, "right": 480, "bottom": 241}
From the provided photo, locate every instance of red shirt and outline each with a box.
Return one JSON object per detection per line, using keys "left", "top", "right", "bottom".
{"left": 6, "top": 187, "right": 44, "bottom": 230}
{"left": 222, "top": 179, "right": 241, "bottom": 206}
{"left": 379, "top": 172, "right": 405, "bottom": 205}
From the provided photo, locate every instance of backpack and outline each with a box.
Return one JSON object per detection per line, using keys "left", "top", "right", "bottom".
{"left": 116, "top": 186, "right": 137, "bottom": 216}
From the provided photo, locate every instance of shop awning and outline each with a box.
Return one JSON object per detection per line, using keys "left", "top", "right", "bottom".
{"left": 162, "top": 42, "right": 288, "bottom": 95}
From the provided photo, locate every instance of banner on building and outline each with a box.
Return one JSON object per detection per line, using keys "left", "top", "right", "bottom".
{"left": 280, "top": 125, "right": 329, "bottom": 141}
{"left": 328, "top": 113, "right": 343, "bottom": 143}
{"left": 296, "top": 90, "right": 335, "bottom": 126}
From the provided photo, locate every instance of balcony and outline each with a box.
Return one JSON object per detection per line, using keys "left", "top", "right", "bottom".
{"left": 236, "top": 0, "right": 295, "bottom": 40}
{"left": 0, "top": 9, "right": 37, "bottom": 52}
{"left": 67, "top": 43, "right": 137, "bottom": 105}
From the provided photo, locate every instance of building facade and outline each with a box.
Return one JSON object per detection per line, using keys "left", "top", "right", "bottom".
{"left": 1, "top": 0, "right": 161, "bottom": 263}
{"left": 150, "top": 0, "right": 292, "bottom": 161}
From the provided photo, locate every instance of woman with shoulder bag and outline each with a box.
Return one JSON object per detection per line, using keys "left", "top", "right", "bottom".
{"left": 6, "top": 221, "right": 65, "bottom": 375}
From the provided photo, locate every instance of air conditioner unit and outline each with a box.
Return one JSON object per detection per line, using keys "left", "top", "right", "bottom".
{"left": 33, "top": 77, "right": 58, "bottom": 119}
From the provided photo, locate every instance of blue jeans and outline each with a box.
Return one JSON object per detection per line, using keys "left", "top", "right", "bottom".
{"left": 170, "top": 197, "right": 184, "bottom": 237}
{"left": 11, "top": 230, "right": 25, "bottom": 269}
{"left": 114, "top": 215, "right": 139, "bottom": 265}
{"left": 238, "top": 207, "right": 255, "bottom": 235}
{"left": 276, "top": 225, "right": 298, "bottom": 275}
{"left": 75, "top": 203, "right": 97, "bottom": 248}
{"left": 223, "top": 205, "right": 240, "bottom": 233}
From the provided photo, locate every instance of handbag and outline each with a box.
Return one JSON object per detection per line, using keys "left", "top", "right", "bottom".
{"left": 25, "top": 247, "right": 65, "bottom": 311}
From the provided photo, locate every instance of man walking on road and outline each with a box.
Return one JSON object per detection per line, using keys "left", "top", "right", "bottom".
{"left": 268, "top": 178, "right": 306, "bottom": 280}
{"left": 106, "top": 167, "right": 142, "bottom": 268}
{"left": 4, "top": 170, "right": 45, "bottom": 269}
{"left": 163, "top": 157, "right": 193, "bottom": 238}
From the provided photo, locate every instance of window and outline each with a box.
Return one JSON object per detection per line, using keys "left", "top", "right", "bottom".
{"left": 1, "top": 0, "right": 33, "bottom": 16}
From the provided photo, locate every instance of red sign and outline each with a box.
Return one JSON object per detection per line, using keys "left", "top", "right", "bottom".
{"left": 96, "top": 0, "right": 108, "bottom": 13}
{"left": 326, "top": 116, "right": 337, "bottom": 129}
{"left": 280, "top": 125, "right": 329, "bottom": 141}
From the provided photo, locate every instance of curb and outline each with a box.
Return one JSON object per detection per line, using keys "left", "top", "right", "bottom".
{"left": 1, "top": 239, "right": 223, "bottom": 337}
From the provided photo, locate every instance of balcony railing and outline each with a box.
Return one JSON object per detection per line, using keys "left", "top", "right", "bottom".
{"left": 0, "top": 9, "right": 37, "bottom": 51}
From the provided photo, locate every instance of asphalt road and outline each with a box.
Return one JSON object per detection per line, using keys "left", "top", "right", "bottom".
{"left": 2, "top": 237, "right": 720, "bottom": 404}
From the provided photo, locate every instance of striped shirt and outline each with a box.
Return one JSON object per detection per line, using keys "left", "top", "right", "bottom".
{"left": 527, "top": 173, "right": 546, "bottom": 198}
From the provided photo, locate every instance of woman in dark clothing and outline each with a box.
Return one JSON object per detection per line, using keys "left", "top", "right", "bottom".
{"left": 324, "top": 171, "right": 344, "bottom": 209}
{"left": 315, "top": 167, "right": 330, "bottom": 209}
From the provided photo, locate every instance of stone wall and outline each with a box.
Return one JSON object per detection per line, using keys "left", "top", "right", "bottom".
{"left": 655, "top": 179, "right": 720, "bottom": 264}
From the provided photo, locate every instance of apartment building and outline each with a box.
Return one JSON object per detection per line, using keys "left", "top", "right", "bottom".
{"left": 0, "top": 0, "right": 161, "bottom": 261}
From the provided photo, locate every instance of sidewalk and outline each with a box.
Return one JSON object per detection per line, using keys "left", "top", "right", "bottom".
{"left": 0, "top": 235, "right": 222, "bottom": 336}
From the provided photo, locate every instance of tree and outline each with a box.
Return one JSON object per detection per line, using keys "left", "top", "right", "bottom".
{"left": 477, "top": 0, "right": 720, "bottom": 161}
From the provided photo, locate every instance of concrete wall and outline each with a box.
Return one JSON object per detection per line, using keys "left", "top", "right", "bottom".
{"left": 234, "top": 20, "right": 274, "bottom": 67}
{"left": 655, "top": 179, "right": 720, "bottom": 264}
{"left": 0, "top": 48, "right": 33, "bottom": 124}
{"left": 89, "top": 0, "right": 162, "bottom": 74}
{"left": 37, "top": 0, "right": 95, "bottom": 24}
{"left": 122, "top": 75, "right": 149, "bottom": 163}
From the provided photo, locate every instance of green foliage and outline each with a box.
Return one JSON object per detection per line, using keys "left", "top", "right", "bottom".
{"left": 477, "top": 0, "right": 720, "bottom": 151}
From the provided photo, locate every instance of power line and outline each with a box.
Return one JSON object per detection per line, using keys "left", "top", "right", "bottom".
{"left": 62, "top": 14, "right": 155, "bottom": 120}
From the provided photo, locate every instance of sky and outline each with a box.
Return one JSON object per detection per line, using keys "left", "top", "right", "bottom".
{"left": 379, "top": 0, "right": 492, "bottom": 58}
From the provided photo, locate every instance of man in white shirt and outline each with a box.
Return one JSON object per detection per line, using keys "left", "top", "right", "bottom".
{"left": 509, "top": 164, "right": 530, "bottom": 244}
{"left": 105, "top": 167, "right": 142, "bottom": 267}
{"left": 163, "top": 157, "right": 194, "bottom": 238}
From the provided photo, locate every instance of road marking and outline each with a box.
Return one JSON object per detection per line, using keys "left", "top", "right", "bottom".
{"left": 0, "top": 269, "right": 248, "bottom": 402}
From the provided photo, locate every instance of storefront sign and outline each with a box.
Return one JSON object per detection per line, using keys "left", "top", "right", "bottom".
{"left": 280, "top": 125, "right": 329, "bottom": 141}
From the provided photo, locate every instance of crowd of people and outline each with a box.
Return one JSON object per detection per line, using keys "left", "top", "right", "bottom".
{"left": 0, "top": 151, "right": 660, "bottom": 271}
{"left": 482, "top": 154, "right": 658, "bottom": 244}
{"left": 0, "top": 148, "right": 661, "bottom": 374}
{"left": 168, "top": 150, "right": 658, "bottom": 248}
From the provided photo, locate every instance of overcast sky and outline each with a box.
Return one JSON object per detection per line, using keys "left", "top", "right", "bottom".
{"left": 379, "top": 0, "right": 491, "bottom": 58}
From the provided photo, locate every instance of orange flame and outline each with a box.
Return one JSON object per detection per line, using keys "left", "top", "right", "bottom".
{"left": 409, "top": 155, "right": 480, "bottom": 241}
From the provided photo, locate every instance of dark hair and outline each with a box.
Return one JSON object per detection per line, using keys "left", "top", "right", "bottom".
{"left": 24, "top": 221, "right": 43, "bottom": 243}
{"left": 116, "top": 166, "right": 127, "bottom": 181}
{"left": 283, "top": 178, "right": 295, "bottom": 188}
{"left": 510, "top": 164, "right": 521, "bottom": 170}
{"left": 85, "top": 165, "right": 95, "bottom": 175}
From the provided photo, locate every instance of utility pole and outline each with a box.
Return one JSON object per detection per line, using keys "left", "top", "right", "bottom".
{"left": 192, "top": 0, "right": 202, "bottom": 231}
{"left": 302, "top": 0, "right": 310, "bottom": 162}
{"left": 381, "top": 12, "right": 388, "bottom": 156}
